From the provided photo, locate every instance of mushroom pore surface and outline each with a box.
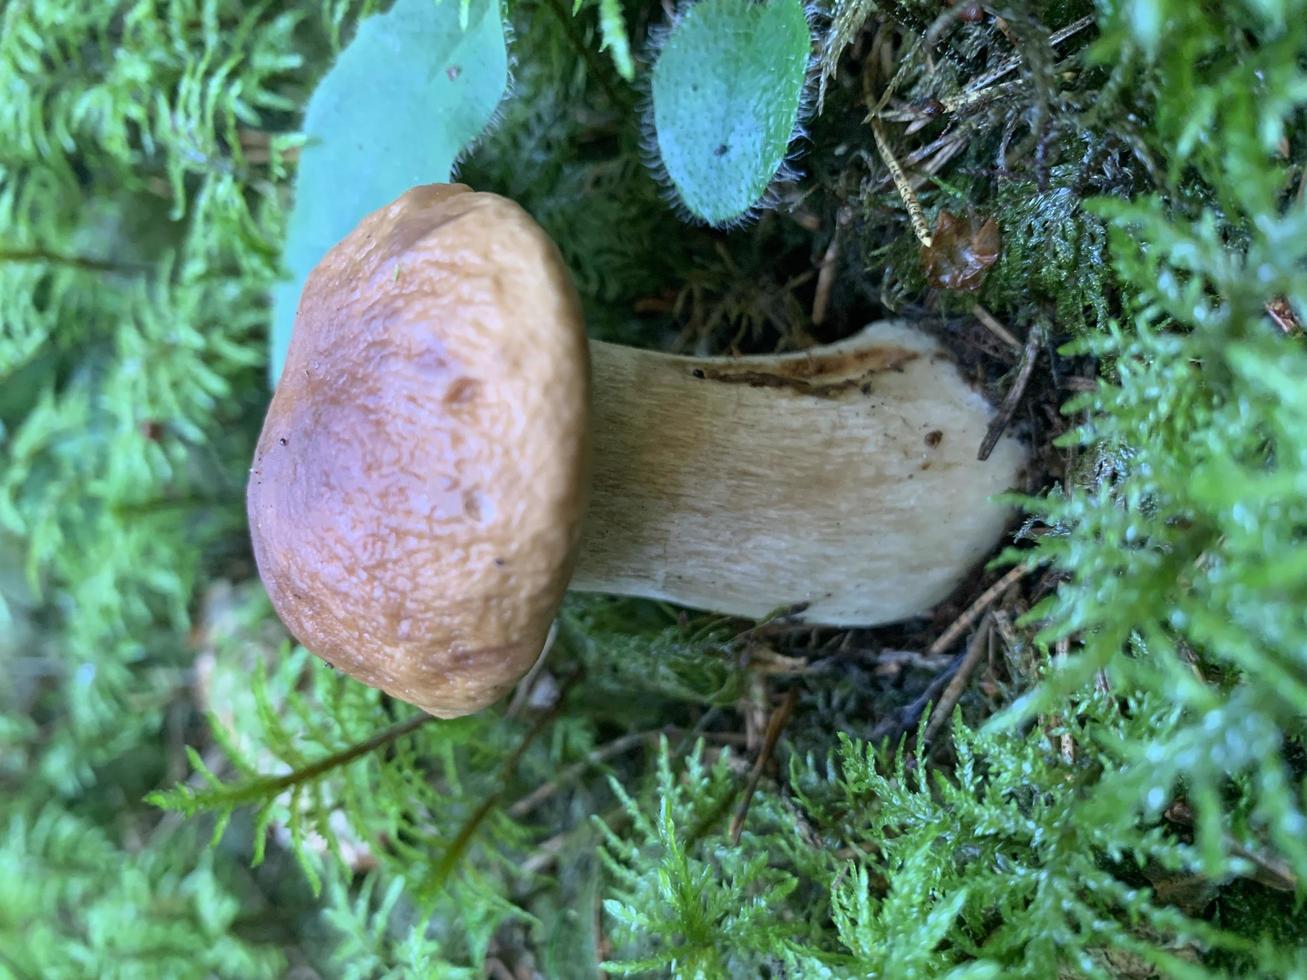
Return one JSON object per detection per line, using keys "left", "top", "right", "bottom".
{"left": 248, "top": 184, "right": 590, "bottom": 718}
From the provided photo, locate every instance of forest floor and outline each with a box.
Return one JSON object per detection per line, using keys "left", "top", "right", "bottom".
{"left": 2, "top": 0, "right": 1305, "bottom": 976}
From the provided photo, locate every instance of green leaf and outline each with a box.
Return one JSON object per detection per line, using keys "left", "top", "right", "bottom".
{"left": 270, "top": 0, "right": 508, "bottom": 383}
{"left": 650, "top": 0, "right": 810, "bottom": 226}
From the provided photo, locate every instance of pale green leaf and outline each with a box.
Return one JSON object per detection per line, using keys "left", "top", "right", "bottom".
{"left": 270, "top": 0, "right": 508, "bottom": 383}
{"left": 651, "top": 0, "right": 810, "bottom": 225}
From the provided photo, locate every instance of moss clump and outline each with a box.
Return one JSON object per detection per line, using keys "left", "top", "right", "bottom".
{"left": 3, "top": 0, "right": 1305, "bottom": 975}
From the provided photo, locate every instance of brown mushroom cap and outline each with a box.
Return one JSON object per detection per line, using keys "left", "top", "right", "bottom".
{"left": 248, "top": 184, "right": 590, "bottom": 718}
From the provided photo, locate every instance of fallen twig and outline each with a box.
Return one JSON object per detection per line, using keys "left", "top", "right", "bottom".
{"left": 730, "top": 688, "right": 798, "bottom": 843}
{"left": 812, "top": 209, "right": 847, "bottom": 326}
{"left": 1267, "top": 297, "right": 1302, "bottom": 335}
{"left": 430, "top": 670, "right": 581, "bottom": 888}
{"left": 926, "top": 562, "right": 1033, "bottom": 659}
{"left": 978, "top": 320, "right": 1044, "bottom": 461}
{"left": 972, "top": 302, "right": 1022, "bottom": 350}
{"left": 1164, "top": 800, "right": 1300, "bottom": 892}
{"left": 869, "top": 652, "right": 963, "bottom": 744}
{"left": 922, "top": 613, "right": 993, "bottom": 746}
{"left": 507, "top": 729, "right": 662, "bottom": 819}
{"left": 520, "top": 804, "right": 626, "bottom": 877}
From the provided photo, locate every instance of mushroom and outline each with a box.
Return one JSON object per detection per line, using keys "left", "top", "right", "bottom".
{"left": 248, "top": 183, "right": 1027, "bottom": 718}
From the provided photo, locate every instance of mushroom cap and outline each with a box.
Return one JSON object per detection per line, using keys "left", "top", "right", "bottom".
{"left": 248, "top": 184, "right": 590, "bottom": 718}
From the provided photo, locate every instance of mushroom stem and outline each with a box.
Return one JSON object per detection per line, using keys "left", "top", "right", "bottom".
{"left": 571, "top": 321, "right": 1028, "bottom": 625}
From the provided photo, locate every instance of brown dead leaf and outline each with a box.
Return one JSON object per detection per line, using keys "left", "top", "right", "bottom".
{"left": 1267, "top": 296, "right": 1302, "bottom": 335}
{"left": 923, "top": 211, "right": 1001, "bottom": 292}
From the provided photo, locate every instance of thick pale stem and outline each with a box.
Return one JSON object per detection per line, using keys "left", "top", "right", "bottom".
{"left": 570, "top": 321, "right": 1029, "bottom": 626}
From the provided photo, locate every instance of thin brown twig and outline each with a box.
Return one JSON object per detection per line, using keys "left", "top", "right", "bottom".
{"left": 903, "top": 123, "right": 975, "bottom": 169}
{"left": 1055, "top": 636, "right": 1071, "bottom": 663}
{"left": 926, "top": 562, "right": 1033, "bottom": 659}
{"left": 520, "top": 804, "right": 627, "bottom": 877}
{"left": 729, "top": 688, "right": 798, "bottom": 844}
{"left": 812, "top": 209, "right": 847, "bottom": 326}
{"left": 742, "top": 672, "right": 770, "bottom": 753}
{"left": 666, "top": 726, "right": 748, "bottom": 747}
{"left": 520, "top": 827, "right": 573, "bottom": 877}
{"left": 922, "top": 613, "right": 993, "bottom": 746}
{"left": 870, "top": 648, "right": 957, "bottom": 673}
{"left": 978, "top": 321, "right": 1044, "bottom": 460}
{"left": 1164, "top": 801, "right": 1299, "bottom": 892}
{"left": 971, "top": 302, "right": 1022, "bottom": 350}
{"left": 869, "top": 655, "right": 963, "bottom": 744}
{"left": 908, "top": 130, "right": 972, "bottom": 191}
{"left": 506, "top": 729, "right": 661, "bottom": 818}
{"left": 1061, "top": 375, "right": 1098, "bottom": 391}
{"left": 990, "top": 608, "right": 1021, "bottom": 653}
{"left": 1266, "top": 297, "right": 1302, "bottom": 336}
{"left": 430, "top": 670, "right": 581, "bottom": 888}
{"left": 1229, "top": 843, "right": 1299, "bottom": 892}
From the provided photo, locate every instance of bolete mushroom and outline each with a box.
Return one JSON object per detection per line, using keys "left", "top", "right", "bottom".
{"left": 248, "top": 184, "right": 1027, "bottom": 718}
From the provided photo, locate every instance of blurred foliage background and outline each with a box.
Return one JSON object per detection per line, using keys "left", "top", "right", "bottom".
{"left": 1, "top": 0, "right": 1305, "bottom": 976}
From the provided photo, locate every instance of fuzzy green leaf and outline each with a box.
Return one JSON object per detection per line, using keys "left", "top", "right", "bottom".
{"left": 270, "top": 0, "right": 508, "bottom": 382}
{"left": 650, "top": 0, "right": 810, "bottom": 225}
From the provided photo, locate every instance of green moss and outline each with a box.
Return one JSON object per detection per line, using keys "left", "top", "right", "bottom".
{"left": 4, "top": 0, "right": 1306, "bottom": 974}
